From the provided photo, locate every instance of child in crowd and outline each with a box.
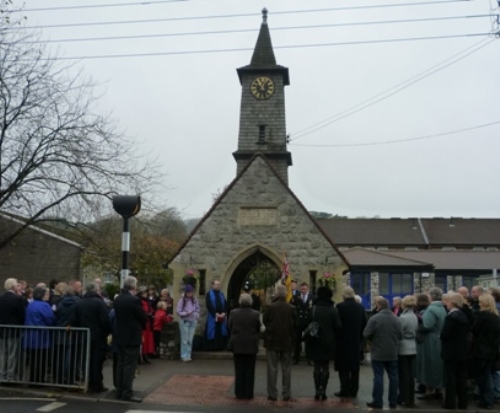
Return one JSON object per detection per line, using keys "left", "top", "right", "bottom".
{"left": 153, "top": 301, "right": 173, "bottom": 357}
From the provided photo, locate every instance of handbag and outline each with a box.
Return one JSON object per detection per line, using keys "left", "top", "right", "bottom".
{"left": 302, "top": 306, "right": 320, "bottom": 340}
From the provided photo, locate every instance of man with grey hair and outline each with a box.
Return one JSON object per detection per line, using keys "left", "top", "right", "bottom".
{"left": 73, "top": 282, "right": 110, "bottom": 393}
{"left": 263, "top": 284, "right": 297, "bottom": 401}
{"left": 335, "top": 286, "right": 367, "bottom": 398}
{"left": 363, "top": 296, "right": 402, "bottom": 409}
{"left": 0, "top": 278, "right": 26, "bottom": 381}
{"left": 113, "top": 276, "right": 147, "bottom": 402}
{"left": 471, "top": 285, "right": 484, "bottom": 314}
{"left": 228, "top": 293, "right": 261, "bottom": 399}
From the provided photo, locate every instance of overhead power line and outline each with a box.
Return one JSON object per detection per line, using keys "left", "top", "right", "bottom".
{"left": 28, "top": 32, "right": 495, "bottom": 61}
{"left": 290, "top": 37, "right": 497, "bottom": 140}
{"left": 11, "top": 0, "right": 186, "bottom": 13}
{"left": 11, "top": 0, "right": 471, "bottom": 29}
{"left": 290, "top": 120, "right": 500, "bottom": 148}
{"left": 15, "top": 14, "right": 496, "bottom": 45}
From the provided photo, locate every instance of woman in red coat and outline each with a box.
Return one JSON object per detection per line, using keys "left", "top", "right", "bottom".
{"left": 137, "top": 287, "right": 155, "bottom": 363}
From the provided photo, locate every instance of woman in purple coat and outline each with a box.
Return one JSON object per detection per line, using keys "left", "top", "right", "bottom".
{"left": 23, "top": 286, "right": 56, "bottom": 383}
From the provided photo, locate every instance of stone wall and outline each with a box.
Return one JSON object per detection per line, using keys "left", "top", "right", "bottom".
{"left": 0, "top": 218, "right": 82, "bottom": 285}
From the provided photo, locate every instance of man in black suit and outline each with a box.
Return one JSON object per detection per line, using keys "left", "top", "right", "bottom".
{"left": 0, "top": 278, "right": 26, "bottom": 381}
{"left": 291, "top": 282, "right": 314, "bottom": 364}
{"left": 113, "top": 276, "right": 147, "bottom": 402}
{"left": 334, "top": 286, "right": 367, "bottom": 398}
{"left": 73, "top": 282, "right": 111, "bottom": 393}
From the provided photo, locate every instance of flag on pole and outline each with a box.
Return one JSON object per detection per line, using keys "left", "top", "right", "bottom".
{"left": 281, "top": 252, "right": 292, "bottom": 303}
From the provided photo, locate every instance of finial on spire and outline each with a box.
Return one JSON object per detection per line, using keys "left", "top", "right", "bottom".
{"left": 262, "top": 8, "right": 268, "bottom": 24}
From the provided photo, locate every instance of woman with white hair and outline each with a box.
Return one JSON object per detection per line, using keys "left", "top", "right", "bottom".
{"left": 398, "top": 295, "right": 418, "bottom": 407}
{"left": 228, "top": 293, "right": 261, "bottom": 400}
{"left": 416, "top": 287, "right": 447, "bottom": 401}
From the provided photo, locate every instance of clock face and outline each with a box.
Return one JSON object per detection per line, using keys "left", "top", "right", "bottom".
{"left": 250, "top": 76, "right": 275, "bottom": 99}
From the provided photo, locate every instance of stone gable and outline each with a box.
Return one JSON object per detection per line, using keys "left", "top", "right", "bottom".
{"left": 170, "top": 155, "right": 348, "bottom": 305}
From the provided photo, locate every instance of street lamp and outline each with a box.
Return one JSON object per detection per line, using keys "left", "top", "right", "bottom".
{"left": 112, "top": 195, "right": 141, "bottom": 288}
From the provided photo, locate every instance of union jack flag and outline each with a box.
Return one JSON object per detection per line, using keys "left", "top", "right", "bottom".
{"left": 281, "top": 252, "right": 292, "bottom": 302}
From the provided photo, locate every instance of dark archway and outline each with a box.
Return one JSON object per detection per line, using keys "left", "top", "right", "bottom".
{"left": 227, "top": 250, "right": 281, "bottom": 312}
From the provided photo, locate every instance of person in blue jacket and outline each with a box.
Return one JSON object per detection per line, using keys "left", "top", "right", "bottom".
{"left": 23, "top": 286, "right": 56, "bottom": 383}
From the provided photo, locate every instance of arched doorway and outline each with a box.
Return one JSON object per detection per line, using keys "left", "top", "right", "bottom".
{"left": 227, "top": 250, "right": 281, "bottom": 312}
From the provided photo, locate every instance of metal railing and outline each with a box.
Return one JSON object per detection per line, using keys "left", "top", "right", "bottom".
{"left": 0, "top": 325, "right": 90, "bottom": 392}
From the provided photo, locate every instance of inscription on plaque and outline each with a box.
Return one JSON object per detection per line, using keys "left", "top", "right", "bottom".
{"left": 239, "top": 208, "right": 277, "bottom": 226}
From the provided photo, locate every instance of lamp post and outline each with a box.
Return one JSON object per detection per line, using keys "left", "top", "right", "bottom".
{"left": 112, "top": 195, "right": 141, "bottom": 288}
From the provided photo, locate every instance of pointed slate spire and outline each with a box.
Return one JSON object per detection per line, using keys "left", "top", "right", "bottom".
{"left": 250, "top": 8, "right": 276, "bottom": 66}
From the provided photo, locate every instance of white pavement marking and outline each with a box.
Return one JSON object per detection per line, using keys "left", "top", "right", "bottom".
{"left": 125, "top": 411, "right": 193, "bottom": 413}
{"left": 36, "top": 402, "right": 67, "bottom": 412}
{"left": 0, "top": 398, "right": 56, "bottom": 402}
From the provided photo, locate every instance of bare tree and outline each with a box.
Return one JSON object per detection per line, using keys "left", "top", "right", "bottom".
{"left": 0, "top": 12, "right": 161, "bottom": 249}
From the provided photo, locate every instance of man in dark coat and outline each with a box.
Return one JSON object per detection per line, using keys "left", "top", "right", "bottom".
{"left": 263, "top": 284, "right": 297, "bottom": 401}
{"left": 334, "top": 286, "right": 367, "bottom": 398}
{"left": 291, "top": 281, "right": 314, "bottom": 364}
{"left": 204, "top": 279, "right": 228, "bottom": 350}
{"left": 0, "top": 278, "right": 26, "bottom": 381}
{"left": 228, "top": 293, "right": 261, "bottom": 399}
{"left": 113, "top": 276, "right": 147, "bottom": 402}
{"left": 73, "top": 282, "right": 110, "bottom": 393}
{"left": 54, "top": 286, "right": 81, "bottom": 384}
{"left": 441, "top": 293, "right": 470, "bottom": 410}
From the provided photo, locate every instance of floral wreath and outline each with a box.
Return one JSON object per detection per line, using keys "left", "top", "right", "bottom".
{"left": 317, "top": 272, "right": 336, "bottom": 290}
{"left": 182, "top": 268, "right": 198, "bottom": 287}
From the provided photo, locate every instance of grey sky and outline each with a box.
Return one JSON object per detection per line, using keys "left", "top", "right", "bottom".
{"left": 18, "top": 0, "right": 500, "bottom": 220}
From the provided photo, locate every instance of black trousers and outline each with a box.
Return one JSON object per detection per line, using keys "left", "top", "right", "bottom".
{"left": 338, "top": 368, "right": 360, "bottom": 397}
{"left": 398, "top": 354, "right": 415, "bottom": 405}
{"left": 27, "top": 348, "right": 48, "bottom": 383}
{"left": 116, "top": 345, "right": 140, "bottom": 399}
{"left": 443, "top": 360, "right": 468, "bottom": 409}
{"left": 293, "top": 327, "right": 305, "bottom": 361}
{"left": 88, "top": 341, "right": 106, "bottom": 391}
{"left": 233, "top": 354, "right": 256, "bottom": 399}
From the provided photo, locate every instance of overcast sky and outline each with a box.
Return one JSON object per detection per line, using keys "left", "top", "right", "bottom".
{"left": 16, "top": 0, "right": 500, "bottom": 220}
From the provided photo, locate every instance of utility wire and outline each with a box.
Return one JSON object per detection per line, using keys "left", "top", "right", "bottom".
{"left": 290, "top": 37, "right": 497, "bottom": 140}
{"left": 11, "top": 0, "right": 471, "bottom": 29}
{"left": 28, "top": 32, "right": 495, "bottom": 61}
{"left": 11, "top": 0, "right": 186, "bottom": 13}
{"left": 15, "top": 14, "right": 495, "bottom": 45}
{"left": 290, "top": 120, "right": 500, "bottom": 148}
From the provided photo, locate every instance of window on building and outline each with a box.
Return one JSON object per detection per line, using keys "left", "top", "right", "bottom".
{"left": 309, "top": 270, "right": 317, "bottom": 294}
{"left": 198, "top": 269, "right": 206, "bottom": 296}
{"left": 350, "top": 272, "right": 371, "bottom": 310}
{"left": 379, "top": 272, "right": 414, "bottom": 305}
{"left": 379, "top": 273, "right": 389, "bottom": 294}
{"left": 258, "top": 125, "right": 266, "bottom": 144}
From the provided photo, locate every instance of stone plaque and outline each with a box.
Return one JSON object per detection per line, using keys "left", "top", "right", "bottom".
{"left": 239, "top": 208, "right": 277, "bottom": 226}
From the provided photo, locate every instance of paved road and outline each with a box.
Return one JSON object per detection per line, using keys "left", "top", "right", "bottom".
{"left": 0, "top": 356, "right": 492, "bottom": 412}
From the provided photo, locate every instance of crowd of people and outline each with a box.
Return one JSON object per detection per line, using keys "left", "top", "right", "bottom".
{"left": 2, "top": 275, "right": 500, "bottom": 409}
{"left": 227, "top": 282, "right": 500, "bottom": 410}
{"left": 354, "top": 286, "right": 500, "bottom": 410}
{"left": 0, "top": 277, "right": 175, "bottom": 402}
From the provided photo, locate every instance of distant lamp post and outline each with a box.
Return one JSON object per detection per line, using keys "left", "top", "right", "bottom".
{"left": 112, "top": 195, "right": 141, "bottom": 288}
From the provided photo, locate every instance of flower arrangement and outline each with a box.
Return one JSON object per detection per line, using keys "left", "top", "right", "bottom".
{"left": 182, "top": 268, "right": 198, "bottom": 287}
{"left": 317, "top": 272, "right": 336, "bottom": 290}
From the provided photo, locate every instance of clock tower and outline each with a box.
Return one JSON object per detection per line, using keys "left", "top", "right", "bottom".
{"left": 233, "top": 8, "right": 292, "bottom": 184}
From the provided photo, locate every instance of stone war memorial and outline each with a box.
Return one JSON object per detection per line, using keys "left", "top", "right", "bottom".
{"left": 167, "top": 9, "right": 349, "bottom": 331}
